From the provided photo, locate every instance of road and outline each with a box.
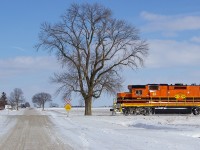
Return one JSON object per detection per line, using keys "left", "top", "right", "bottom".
{"left": 0, "top": 109, "right": 71, "bottom": 150}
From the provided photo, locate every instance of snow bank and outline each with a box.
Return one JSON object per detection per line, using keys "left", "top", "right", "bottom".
{"left": 0, "top": 109, "right": 26, "bottom": 141}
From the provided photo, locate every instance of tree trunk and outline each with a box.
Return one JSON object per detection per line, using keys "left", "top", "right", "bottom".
{"left": 85, "top": 97, "right": 92, "bottom": 115}
{"left": 42, "top": 102, "right": 44, "bottom": 111}
{"left": 17, "top": 102, "right": 19, "bottom": 111}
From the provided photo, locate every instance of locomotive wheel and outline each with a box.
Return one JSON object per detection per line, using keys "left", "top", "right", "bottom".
{"left": 141, "top": 108, "right": 148, "bottom": 116}
{"left": 142, "top": 108, "right": 153, "bottom": 116}
{"left": 192, "top": 107, "right": 200, "bottom": 115}
{"left": 123, "top": 108, "right": 130, "bottom": 116}
{"left": 143, "top": 110, "right": 148, "bottom": 116}
{"left": 147, "top": 108, "right": 154, "bottom": 115}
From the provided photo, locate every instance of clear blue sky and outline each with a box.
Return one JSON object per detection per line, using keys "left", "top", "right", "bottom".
{"left": 1, "top": 0, "right": 200, "bottom": 107}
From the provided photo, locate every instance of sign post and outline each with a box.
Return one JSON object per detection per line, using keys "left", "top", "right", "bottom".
{"left": 64, "top": 99, "right": 71, "bottom": 117}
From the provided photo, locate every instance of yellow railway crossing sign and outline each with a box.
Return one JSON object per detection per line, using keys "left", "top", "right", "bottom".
{"left": 64, "top": 98, "right": 72, "bottom": 117}
{"left": 64, "top": 103, "right": 71, "bottom": 111}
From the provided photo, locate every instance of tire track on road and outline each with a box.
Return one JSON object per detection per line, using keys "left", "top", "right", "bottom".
{"left": 0, "top": 109, "right": 72, "bottom": 150}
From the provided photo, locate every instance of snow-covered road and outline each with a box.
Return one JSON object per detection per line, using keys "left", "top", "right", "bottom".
{"left": 0, "top": 109, "right": 69, "bottom": 150}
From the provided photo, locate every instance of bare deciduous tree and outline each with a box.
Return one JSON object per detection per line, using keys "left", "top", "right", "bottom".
{"left": 25, "top": 102, "right": 31, "bottom": 108}
{"left": 35, "top": 3, "right": 148, "bottom": 115}
{"left": 32, "top": 92, "right": 52, "bottom": 111}
{"left": 10, "top": 88, "right": 25, "bottom": 110}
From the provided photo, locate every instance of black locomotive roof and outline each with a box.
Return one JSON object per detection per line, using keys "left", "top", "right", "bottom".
{"left": 148, "top": 84, "right": 168, "bottom": 86}
{"left": 128, "top": 83, "right": 198, "bottom": 88}
{"left": 128, "top": 85, "right": 146, "bottom": 88}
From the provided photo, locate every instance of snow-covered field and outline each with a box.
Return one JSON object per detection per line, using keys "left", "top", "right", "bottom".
{"left": 42, "top": 107, "right": 200, "bottom": 150}
{"left": 1, "top": 108, "right": 200, "bottom": 150}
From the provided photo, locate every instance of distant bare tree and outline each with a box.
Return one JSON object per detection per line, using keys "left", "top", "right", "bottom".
{"left": 25, "top": 102, "right": 31, "bottom": 108}
{"left": 32, "top": 92, "right": 52, "bottom": 111}
{"left": 10, "top": 88, "right": 25, "bottom": 110}
{"left": 35, "top": 3, "right": 148, "bottom": 115}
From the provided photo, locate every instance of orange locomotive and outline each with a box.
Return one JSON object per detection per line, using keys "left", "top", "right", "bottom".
{"left": 113, "top": 84, "right": 200, "bottom": 115}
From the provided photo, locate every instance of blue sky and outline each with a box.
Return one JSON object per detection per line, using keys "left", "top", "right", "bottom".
{"left": 1, "top": 0, "right": 200, "bottom": 107}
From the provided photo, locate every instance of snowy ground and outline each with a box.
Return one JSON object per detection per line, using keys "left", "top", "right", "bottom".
{"left": 1, "top": 108, "right": 200, "bottom": 150}
{"left": 42, "top": 107, "right": 200, "bottom": 150}
{"left": 0, "top": 109, "right": 25, "bottom": 140}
